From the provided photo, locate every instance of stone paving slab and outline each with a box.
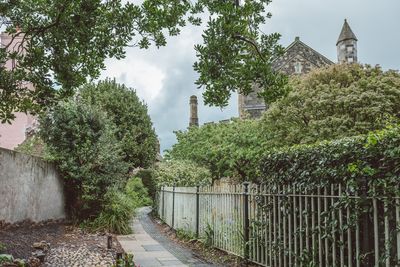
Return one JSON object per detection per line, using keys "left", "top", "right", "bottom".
{"left": 118, "top": 207, "right": 217, "bottom": 267}
{"left": 118, "top": 211, "right": 187, "bottom": 267}
{"left": 137, "top": 207, "right": 217, "bottom": 267}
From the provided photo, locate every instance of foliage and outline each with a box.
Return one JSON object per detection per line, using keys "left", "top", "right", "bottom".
{"left": 125, "top": 176, "right": 152, "bottom": 208}
{"left": 167, "top": 64, "right": 400, "bottom": 183}
{"left": 0, "top": 0, "right": 285, "bottom": 121}
{"left": 90, "top": 189, "right": 136, "bottom": 235}
{"left": 202, "top": 223, "right": 214, "bottom": 248}
{"left": 88, "top": 177, "right": 153, "bottom": 234}
{"left": 260, "top": 124, "right": 400, "bottom": 265}
{"left": 261, "top": 124, "right": 400, "bottom": 188}
{"left": 113, "top": 254, "right": 135, "bottom": 267}
{"left": 79, "top": 80, "right": 158, "bottom": 169}
{"left": 154, "top": 160, "right": 212, "bottom": 187}
{"left": 192, "top": 0, "right": 288, "bottom": 107}
{"left": 166, "top": 119, "right": 266, "bottom": 182}
{"left": 0, "top": 254, "right": 13, "bottom": 265}
{"left": 15, "top": 135, "right": 47, "bottom": 158}
{"left": 0, "top": 0, "right": 190, "bottom": 121}
{"left": 136, "top": 169, "right": 157, "bottom": 201}
{"left": 175, "top": 228, "right": 196, "bottom": 241}
{"left": 39, "top": 99, "right": 128, "bottom": 219}
{"left": 260, "top": 64, "right": 400, "bottom": 148}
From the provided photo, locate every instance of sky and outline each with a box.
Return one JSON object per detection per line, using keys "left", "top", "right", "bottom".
{"left": 100, "top": 0, "right": 400, "bottom": 153}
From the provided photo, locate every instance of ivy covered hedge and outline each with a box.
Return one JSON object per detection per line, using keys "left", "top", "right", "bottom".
{"left": 262, "top": 124, "right": 400, "bottom": 190}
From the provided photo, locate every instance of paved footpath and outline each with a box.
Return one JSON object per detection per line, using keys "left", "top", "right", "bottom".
{"left": 118, "top": 207, "right": 216, "bottom": 267}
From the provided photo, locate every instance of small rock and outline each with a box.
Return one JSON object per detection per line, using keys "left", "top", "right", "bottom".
{"left": 33, "top": 241, "right": 49, "bottom": 251}
{"left": 32, "top": 250, "right": 46, "bottom": 262}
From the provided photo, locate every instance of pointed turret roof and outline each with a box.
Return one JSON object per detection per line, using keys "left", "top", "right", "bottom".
{"left": 337, "top": 19, "right": 357, "bottom": 45}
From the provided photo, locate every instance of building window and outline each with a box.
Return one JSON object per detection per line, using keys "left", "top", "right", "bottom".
{"left": 347, "top": 57, "right": 354, "bottom": 63}
{"left": 347, "top": 45, "right": 353, "bottom": 52}
{"left": 294, "top": 62, "right": 303, "bottom": 74}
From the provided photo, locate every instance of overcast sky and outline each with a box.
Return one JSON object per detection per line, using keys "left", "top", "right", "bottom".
{"left": 100, "top": 0, "right": 400, "bottom": 153}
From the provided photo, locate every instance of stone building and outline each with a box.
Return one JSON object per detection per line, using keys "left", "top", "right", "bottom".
{"left": 238, "top": 19, "right": 358, "bottom": 118}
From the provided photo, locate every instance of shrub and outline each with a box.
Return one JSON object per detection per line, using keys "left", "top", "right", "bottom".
{"left": 136, "top": 169, "right": 157, "bottom": 201}
{"left": 154, "top": 160, "right": 212, "bottom": 187}
{"left": 40, "top": 99, "right": 129, "bottom": 219}
{"left": 125, "top": 176, "right": 152, "bottom": 207}
{"left": 90, "top": 189, "right": 136, "bottom": 235}
{"left": 261, "top": 124, "right": 400, "bottom": 189}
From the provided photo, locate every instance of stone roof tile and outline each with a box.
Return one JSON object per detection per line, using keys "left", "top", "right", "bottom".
{"left": 337, "top": 19, "right": 357, "bottom": 45}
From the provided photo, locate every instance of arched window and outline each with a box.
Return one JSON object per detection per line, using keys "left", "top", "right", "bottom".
{"left": 294, "top": 62, "right": 303, "bottom": 74}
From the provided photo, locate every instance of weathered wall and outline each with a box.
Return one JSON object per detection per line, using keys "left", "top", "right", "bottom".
{"left": 0, "top": 147, "right": 65, "bottom": 223}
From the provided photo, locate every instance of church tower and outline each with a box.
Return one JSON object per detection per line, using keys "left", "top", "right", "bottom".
{"left": 336, "top": 19, "right": 358, "bottom": 63}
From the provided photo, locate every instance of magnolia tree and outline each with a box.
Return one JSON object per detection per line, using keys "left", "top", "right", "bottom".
{"left": 0, "top": 0, "right": 285, "bottom": 121}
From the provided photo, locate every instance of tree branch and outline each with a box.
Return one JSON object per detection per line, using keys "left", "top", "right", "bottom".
{"left": 233, "top": 34, "right": 266, "bottom": 62}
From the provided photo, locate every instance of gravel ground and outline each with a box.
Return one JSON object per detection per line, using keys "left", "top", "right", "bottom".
{"left": 0, "top": 221, "right": 122, "bottom": 266}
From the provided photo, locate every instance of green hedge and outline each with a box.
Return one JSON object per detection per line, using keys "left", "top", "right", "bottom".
{"left": 261, "top": 124, "right": 400, "bottom": 191}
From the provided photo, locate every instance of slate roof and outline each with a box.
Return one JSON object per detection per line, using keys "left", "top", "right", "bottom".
{"left": 337, "top": 19, "right": 358, "bottom": 45}
{"left": 271, "top": 37, "right": 334, "bottom": 72}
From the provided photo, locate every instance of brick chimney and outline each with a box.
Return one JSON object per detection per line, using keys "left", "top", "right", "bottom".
{"left": 189, "top": 95, "right": 199, "bottom": 127}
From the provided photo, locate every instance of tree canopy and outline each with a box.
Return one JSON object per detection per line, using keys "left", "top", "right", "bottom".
{"left": 166, "top": 119, "right": 266, "bottom": 182}
{"left": 0, "top": 0, "right": 284, "bottom": 121}
{"left": 79, "top": 80, "right": 158, "bottom": 169}
{"left": 260, "top": 64, "right": 400, "bottom": 147}
{"left": 167, "top": 64, "right": 400, "bottom": 183}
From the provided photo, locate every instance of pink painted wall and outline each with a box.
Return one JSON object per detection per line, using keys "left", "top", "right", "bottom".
{"left": 0, "top": 32, "right": 36, "bottom": 150}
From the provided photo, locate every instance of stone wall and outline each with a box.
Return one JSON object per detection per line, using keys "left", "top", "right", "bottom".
{"left": 0, "top": 148, "right": 65, "bottom": 223}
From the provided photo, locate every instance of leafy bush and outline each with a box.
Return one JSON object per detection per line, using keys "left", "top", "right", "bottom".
{"left": 261, "top": 124, "right": 400, "bottom": 188}
{"left": 0, "top": 254, "right": 13, "bottom": 265}
{"left": 261, "top": 64, "right": 400, "bottom": 147}
{"left": 154, "top": 160, "right": 212, "bottom": 187}
{"left": 40, "top": 99, "right": 129, "bottom": 219}
{"left": 125, "top": 176, "right": 152, "bottom": 207}
{"left": 89, "top": 177, "right": 153, "bottom": 234}
{"left": 90, "top": 189, "right": 136, "bottom": 235}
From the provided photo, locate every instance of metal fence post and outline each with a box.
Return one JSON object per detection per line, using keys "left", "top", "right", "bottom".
{"left": 172, "top": 184, "right": 176, "bottom": 229}
{"left": 161, "top": 186, "right": 165, "bottom": 220}
{"left": 360, "top": 177, "right": 373, "bottom": 267}
{"left": 243, "top": 182, "right": 250, "bottom": 262}
{"left": 196, "top": 185, "right": 200, "bottom": 238}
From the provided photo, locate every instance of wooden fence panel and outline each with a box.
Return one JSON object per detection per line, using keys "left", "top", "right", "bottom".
{"left": 174, "top": 187, "right": 197, "bottom": 233}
